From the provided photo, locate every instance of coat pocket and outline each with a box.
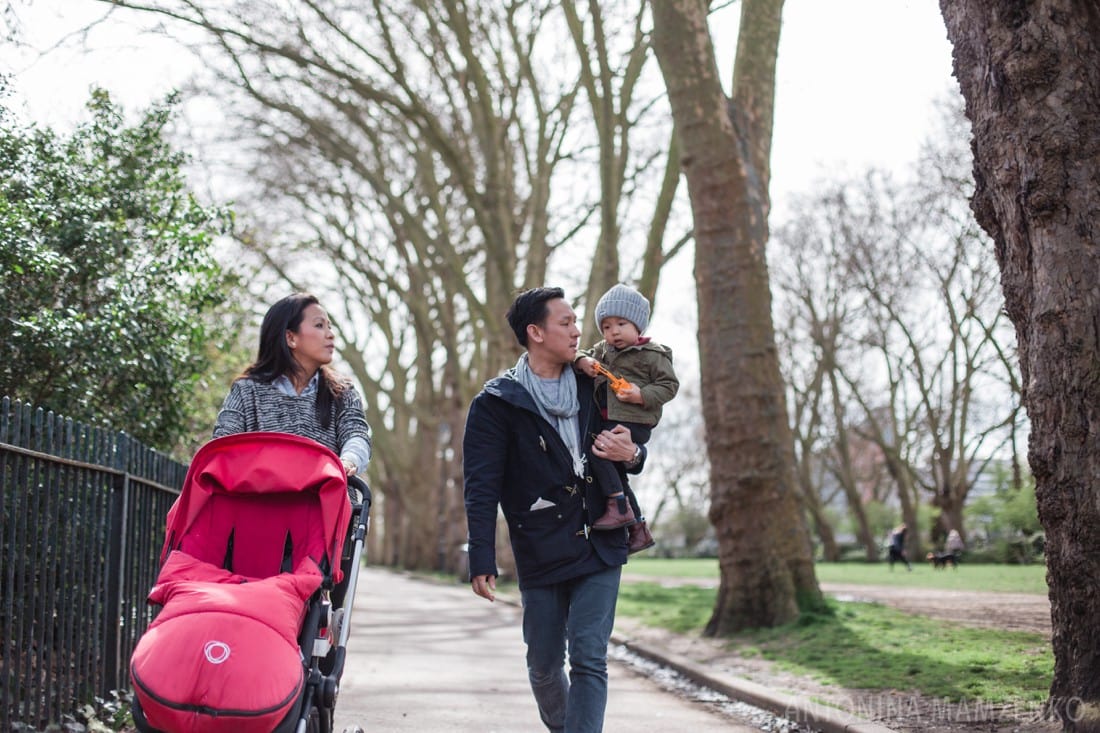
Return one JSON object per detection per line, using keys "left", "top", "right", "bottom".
{"left": 507, "top": 498, "right": 586, "bottom": 570}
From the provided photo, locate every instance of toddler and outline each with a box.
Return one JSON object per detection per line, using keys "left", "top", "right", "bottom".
{"left": 576, "top": 284, "right": 679, "bottom": 553}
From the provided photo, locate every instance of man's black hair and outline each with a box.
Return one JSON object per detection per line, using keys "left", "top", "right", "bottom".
{"left": 506, "top": 287, "right": 566, "bottom": 347}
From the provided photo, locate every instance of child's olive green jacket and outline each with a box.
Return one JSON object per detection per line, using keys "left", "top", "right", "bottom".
{"left": 581, "top": 338, "right": 679, "bottom": 426}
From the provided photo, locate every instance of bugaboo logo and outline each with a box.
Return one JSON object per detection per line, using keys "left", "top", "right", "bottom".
{"left": 203, "top": 640, "right": 231, "bottom": 664}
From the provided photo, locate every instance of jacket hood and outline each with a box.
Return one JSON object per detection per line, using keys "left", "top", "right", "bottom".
{"left": 609, "top": 339, "right": 672, "bottom": 357}
{"left": 483, "top": 370, "right": 536, "bottom": 411}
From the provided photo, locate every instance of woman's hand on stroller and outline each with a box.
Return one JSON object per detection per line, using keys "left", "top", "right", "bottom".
{"left": 341, "top": 459, "right": 358, "bottom": 477}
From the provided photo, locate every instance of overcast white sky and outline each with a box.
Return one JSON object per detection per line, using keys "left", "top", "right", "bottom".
{"left": 3, "top": 0, "right": 959, "bottom": 366}
{"left": 5, "top": 1, "right": 956, "bottom": 193}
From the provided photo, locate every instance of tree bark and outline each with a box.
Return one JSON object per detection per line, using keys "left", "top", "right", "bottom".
{"left": 940, "top": 2, "right": 1100, "bottom": 727}
{"left": 651, "top": 0, "right": 821, "bottom": 633}
{"left": 827, "top": 372, "right": 878, "bottom": 561}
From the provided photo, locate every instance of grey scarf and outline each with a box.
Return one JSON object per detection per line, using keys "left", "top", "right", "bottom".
{"left": 514, "top": 353, "right": 585, "bottom": 477}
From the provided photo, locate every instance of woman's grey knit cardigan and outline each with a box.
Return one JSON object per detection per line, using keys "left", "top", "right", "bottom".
{"left": 212, "top": 377, "right": 372, "bottom": 471}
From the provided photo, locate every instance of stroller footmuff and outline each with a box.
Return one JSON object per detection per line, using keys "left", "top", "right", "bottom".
{"left": 131, "top": 552, "right": 322, "bottom": 733}
{"left": 130, "top": 433, "right": 369, "bottom": 733}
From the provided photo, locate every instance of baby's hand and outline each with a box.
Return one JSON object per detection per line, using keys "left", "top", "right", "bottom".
{"left": 614, "top": 382, "right": 643, "bottom": 404}
{"left": 576, "top": 356, "right": 597, "bottom": 377}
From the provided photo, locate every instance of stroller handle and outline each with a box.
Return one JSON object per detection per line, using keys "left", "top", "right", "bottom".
{"left": 348, "top": 475, "right": 372, "bottom": 510}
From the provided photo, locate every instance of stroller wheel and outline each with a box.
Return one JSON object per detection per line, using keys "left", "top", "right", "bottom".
{"left": 341, "top": 727, "right": 365, "bottom": 733}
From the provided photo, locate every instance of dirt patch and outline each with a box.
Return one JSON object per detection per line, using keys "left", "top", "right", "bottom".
{"left": 618, "top": 575, "right": 1058, "bottom": 732}
{"left": 819, "top": 583, "right": 1051, "bottom": 637}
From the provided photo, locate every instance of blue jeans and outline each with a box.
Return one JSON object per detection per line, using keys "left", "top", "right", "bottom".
{"left": 520, "top": 565, "right": 621, "bottom": 733}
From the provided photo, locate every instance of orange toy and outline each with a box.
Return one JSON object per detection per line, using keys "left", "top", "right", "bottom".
{"left": 591, "top": 361, "right": 634, "bottom": 398}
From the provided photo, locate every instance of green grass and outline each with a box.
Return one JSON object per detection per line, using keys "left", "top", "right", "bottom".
{"left": 616, "top": 582, "right": 1052, "bottom": 704}
{"left": 616, "top": 581, "right": 716, "bottom": 633}
{"left": 625, "top": 557, "right": 1049, "bottom": 594}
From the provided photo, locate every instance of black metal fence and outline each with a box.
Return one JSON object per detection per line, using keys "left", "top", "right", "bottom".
{"left": 1, "top": 397, "right": 187, "bottom": 731}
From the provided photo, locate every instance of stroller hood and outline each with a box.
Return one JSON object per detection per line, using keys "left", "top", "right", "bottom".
{"left": 162, "top": 432, "right": 352, "bottom": 583}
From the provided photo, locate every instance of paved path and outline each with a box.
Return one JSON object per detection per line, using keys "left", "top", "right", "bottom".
{"left": 333, "top": 567, "right": 759, "bottom": 732}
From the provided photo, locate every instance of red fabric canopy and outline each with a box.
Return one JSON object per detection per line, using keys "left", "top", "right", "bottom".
{"left": 162, "top": 432, "right": 352, "bottom": 582}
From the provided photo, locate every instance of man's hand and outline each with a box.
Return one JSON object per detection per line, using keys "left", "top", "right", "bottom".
{"left": 471, "top": 574, "right": 497, "bottom": 602}
{"left": 591, "top": 423, "right": 637, "bottom": 462}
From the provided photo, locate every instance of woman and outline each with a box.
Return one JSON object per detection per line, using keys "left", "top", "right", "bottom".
{"left": 213, "top": 292, "right": 372, "bottom": 478}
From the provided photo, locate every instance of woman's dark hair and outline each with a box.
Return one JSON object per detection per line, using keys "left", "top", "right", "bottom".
{"left": 241, "top": 292, "right": 345, "bottom": 428}
{"left": 506, "top": 287, "right": 566, "bottom": 347}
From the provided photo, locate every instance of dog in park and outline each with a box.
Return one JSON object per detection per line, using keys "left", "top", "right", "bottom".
{"left": 926, "top": 551, "right": 959, "bottom": 569}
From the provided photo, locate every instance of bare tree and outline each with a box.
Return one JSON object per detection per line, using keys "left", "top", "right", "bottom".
{"left": 772, "top": 96, "right": 1022, "bottom": 562}
{"left": 774, "top": 203, "right": 877, "bottom": 561}
{"left": 651, "top": 0, "right": 823, "bottom": 633}
{"left": 94, "top": 0, "right": 688, "bottom": 569}
{"left": 843, "top": 160, "right": 1018, "bottom": 552}
{"left": 940, "top": 2, "right": 1100, "bottom": 726}
{"left": 2, "top": 2, "right": 21, "bottom": 41}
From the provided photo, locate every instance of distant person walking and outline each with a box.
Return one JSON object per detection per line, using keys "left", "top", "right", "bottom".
{"left": 945, "top": 529, "right": 965, "bottom": 558}
{"left": 888, "top": 523, "right": 912, "bottom": 571}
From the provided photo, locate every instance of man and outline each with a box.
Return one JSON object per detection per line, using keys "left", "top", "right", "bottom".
{"left": 463, "top": 287, "right": 646, "bottom": 733}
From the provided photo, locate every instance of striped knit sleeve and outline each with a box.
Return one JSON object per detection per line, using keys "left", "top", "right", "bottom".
{"left": 335, "top": 386, "right": 373, "bottom": 471}
{"left": 212, "top": 380, "right": 249, "bottom": 438}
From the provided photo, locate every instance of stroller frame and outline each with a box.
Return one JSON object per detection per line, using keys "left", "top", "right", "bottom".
{"left": 298, "top": 473, "right": 371, "bottom": 733}
{"left": 130, "top": 433, "right": 372, "bottom": 733}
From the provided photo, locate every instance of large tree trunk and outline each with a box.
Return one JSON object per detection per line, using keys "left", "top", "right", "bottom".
{"left": 940, "top": 2, "right": 1100, "bottom": 727}
{"left": 651, "top": 0, "right": 821, "bottom": 633}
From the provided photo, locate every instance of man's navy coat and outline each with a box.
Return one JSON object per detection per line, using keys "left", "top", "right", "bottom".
{"left": 463, "top": 369, "right": 642, "bottom": 589}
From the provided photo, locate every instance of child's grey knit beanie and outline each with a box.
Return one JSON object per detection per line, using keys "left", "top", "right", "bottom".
{"left": 594, "top": 284, "right": 650, "bottom": 334}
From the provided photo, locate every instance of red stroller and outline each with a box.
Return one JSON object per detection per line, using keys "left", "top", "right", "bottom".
{"left": 130, "top": 433, "right": 370, "bottom": 733}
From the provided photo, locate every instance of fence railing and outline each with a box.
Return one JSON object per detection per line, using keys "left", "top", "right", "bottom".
{"left": 1, "top": 397, "right": 187, "bottom": 731}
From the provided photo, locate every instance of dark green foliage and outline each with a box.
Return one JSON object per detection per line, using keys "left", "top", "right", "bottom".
{"left": 0, "top": 87, "right": 236, "bottom": 449}
{"left": 965, "top": 477, "right": 1044, "bottom": 564}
